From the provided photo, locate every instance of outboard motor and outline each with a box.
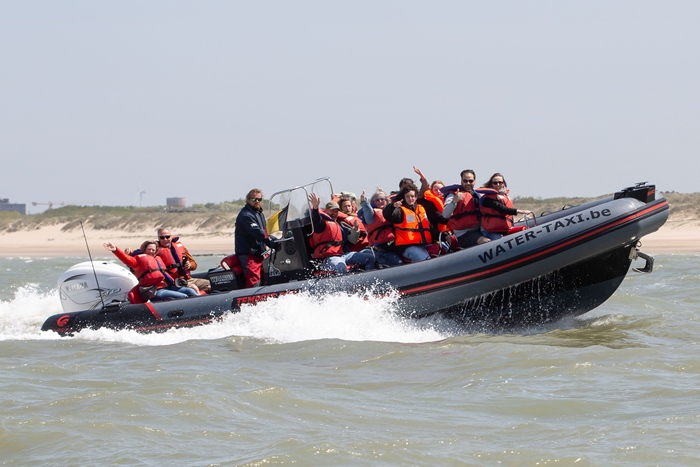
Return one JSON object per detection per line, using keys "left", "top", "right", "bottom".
{"left": 57, "top": 261, "right": 137, "bottom": 312}
{"left": 615, "top": 182, "right": 655, "bottom": 203}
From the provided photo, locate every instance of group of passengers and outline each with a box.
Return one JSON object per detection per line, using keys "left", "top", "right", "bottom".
{"left": 104, "top": 188, "right": 277, "bottom": 303}
{"left": 307, "top": 166, "right": 533, "bottom": 274}
{"left": 103, "top": 227, "right": 211, "bottom": 303}
{"left": 104, "top": 172, "right": 534, "bottom": 303}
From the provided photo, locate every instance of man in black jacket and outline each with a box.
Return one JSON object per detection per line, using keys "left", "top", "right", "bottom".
{"left": 235, "top": 188, "right": 278, "bottom": 288}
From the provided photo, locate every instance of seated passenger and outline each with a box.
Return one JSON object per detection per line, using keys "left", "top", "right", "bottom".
{"left": 156, "top": 227, "right": 211, "bottom": 294}
{"left": 308, "top": 193, "right": 376, "bottom": 274}
{"left": 419, "top": 176, "right": 449, "bottom": 233}
{"left": 442, "top": 169, "right": 491, "bottom": 248}
{"left": 338, "top": 195, "right": 369, "bottom": 252}
{"left": 384, "top": 187, "right": 435, "bottom": 263}
{"left": 339, "top": 191, "right": 359, "bottom": 214}
{"left": 359, "top": 189, "right": 403, "bottom": 268}
{"left": 104, "top": 241, "right": 198, "bottom": 302}
{"left": 477, "top": 173, "right": 534, "bottom": 240}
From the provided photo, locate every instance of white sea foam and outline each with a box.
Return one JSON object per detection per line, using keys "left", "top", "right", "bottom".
{"left": 0, "top": 285, "right": 64, "bottom": 340}
{"left": 1, "top": 287, "right": 453, "bottom": 345}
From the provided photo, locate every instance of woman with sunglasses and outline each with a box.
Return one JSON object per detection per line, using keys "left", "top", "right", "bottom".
{"left": 478, "top": 173, "right": 533, "bottom": 240}
{"left": 359, "top": 189, "right": 403, "bottom": 268}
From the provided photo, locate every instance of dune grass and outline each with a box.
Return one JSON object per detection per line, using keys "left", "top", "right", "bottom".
{"left": 0, "top": 191, "right": 696, "bottom": 234}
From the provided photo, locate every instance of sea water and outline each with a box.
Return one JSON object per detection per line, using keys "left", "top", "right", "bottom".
{"left": 1, "top": 255, "right": 699, "bottom": 465}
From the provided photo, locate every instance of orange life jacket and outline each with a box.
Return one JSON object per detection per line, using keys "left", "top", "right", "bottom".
{"left": 394, "top": 204, "right": 433, "bottom": 246}
{"left": 157, "top": 240, "right": 190, "bottom": 279}
{"left": 309, "top": 214, "right": 344, "bottom": 259}
{"left": 478, "top": 188, "right": 513, "bottom": 233}
{"left": 447, "top": 191, "right": 480, "bottom": 232}
{"left": 365, "top": 208, "right": 395, "bottom": 246}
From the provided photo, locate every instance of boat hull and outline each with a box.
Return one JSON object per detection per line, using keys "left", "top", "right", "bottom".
{"left": 41, "top": 183, "right": 669, "bottom": 335}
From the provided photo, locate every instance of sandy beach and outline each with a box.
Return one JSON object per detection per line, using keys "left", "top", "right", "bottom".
{"left": 0, "top": 225, "right": 234, "bottom": 258}
{"left": 0, "top": 221, "right": 698, "bottom": 258}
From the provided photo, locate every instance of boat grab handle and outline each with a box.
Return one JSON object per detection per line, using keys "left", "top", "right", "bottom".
{"left": 523, "top": 213, "right": 537, "bottom": 229}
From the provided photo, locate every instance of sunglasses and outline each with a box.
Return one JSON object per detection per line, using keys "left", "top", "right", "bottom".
{"left": 492, "top": 181, "right": 505, "bottom": 185}
{"left": 159, "top": 235, "right": 171, "bottom": 240}
{"left": 375, "top": 198, "right": 387, "bottom": 202}
{"left": 249, "top": 197, "right": 262, "bottom": 202}
{"left": 462, "top": 179, "right": 475, "bottom": 183}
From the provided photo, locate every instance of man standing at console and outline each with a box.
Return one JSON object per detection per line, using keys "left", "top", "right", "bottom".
{"left": 235, "top": 188, "right": 279, "bottom": 288}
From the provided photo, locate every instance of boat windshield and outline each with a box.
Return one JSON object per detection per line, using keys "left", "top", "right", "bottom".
{"left": 266, "top": 177, "right": 334, "bottom": 234}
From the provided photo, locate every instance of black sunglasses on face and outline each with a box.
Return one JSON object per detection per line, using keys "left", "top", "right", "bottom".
{"left": 159, "top": 235, "right": 171, "bottom": 239}
{"left": 249, "top": 197, "right": 262, "bottom": 202}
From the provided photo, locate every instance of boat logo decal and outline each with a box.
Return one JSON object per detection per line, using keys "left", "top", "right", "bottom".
{"left": 56, "top": 315, "right": 71, "bottom": 327}
{"left": 477, "top": 208, "right": 612, "bottom": 264}
{"left": 236, "top": 289, "right": 299, "bottom": 306}
{"left": 63, "top": 281, "right": 88, "bottom": 293}
{"left": 209, "top": 271, "right": 235, "bottom": 285}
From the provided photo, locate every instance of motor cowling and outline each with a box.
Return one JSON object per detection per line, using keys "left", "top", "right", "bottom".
{"left": 58, "top": 261, "right": 138, "bottom": 312}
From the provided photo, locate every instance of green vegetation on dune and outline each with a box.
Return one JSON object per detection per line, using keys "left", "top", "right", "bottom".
{"left": 0, "top": 201, "right": 247, "bottom": 234}
{"left": 0, "top": 192, "right": 696, "bottom": 234}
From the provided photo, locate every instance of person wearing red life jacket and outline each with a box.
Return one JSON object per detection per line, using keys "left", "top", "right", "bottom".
{"left": 477, "top": 173, "right": 533, "bottom": 240}
{"left": 442, "top": 169, "right": 492, "bottom": 248}
{"left": 104, "top": 240, "right": 198, "bottom": 302}
{"left": 421, "top": 180, "right": 449, "bottom": 233}
{"left": 308, "top": 193, "right": 376, "bottom": 274}
{"left": 385, "top": 187, "right": 434, "bottom": 262}
{"left": 338, "top": 195, "right": 369, "bottom": 252}
{"left": 412, "top": 166, "right": 449, "bottom": 233}
{"left": 358, "top": 189, "right": 403, "bottom": 268}
{"left": 156, "top": 227, "right": 211, "bottom": 294}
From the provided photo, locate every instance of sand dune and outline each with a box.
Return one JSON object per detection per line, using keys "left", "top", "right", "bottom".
{"left": 0, "top": 221, "right": 696, "bottom": 258}
{"left": 0, "top": 225, "right": 233, "bottom": 258}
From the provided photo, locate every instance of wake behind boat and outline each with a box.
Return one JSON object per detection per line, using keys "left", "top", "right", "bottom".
{"left": 41, "top": 179, "right": 669, "bottom": 335}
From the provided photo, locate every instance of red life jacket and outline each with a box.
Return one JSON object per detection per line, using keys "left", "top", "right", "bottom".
{"left": 447, "top": 191, "right": 480, "bottom": 232}
{"left": 423, "top": 190, "right": 448, "bottom": 232}
{"left": 113, "top": 248, "right": 168, "bottom": 288}
{"left": 309, "top": 214, "right": 344, "bottom": 259}
{"left": 133, "top": 254, "right": 168, "bottom": 287}
{"left": 156, "top": 239, "right": 190, "bottom": 279}
{"left": 365, "top": 208, "right": 395, "bottom": 246}
{"left": 394, "top": 204, "right": 433, "bottom": 246}
{"left": 340, "top": 213, "right": 369, "bottom": 252}
{"left": 478, "top": 188, "right": 514, "bottom": 233}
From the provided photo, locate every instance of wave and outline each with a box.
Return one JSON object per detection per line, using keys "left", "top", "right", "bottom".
{"left": 0, "top": 287, "right": 456, "bottom": 345}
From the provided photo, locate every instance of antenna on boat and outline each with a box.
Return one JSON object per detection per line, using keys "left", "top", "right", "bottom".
{"left": 80, "top": 221, "right": 106, "bottom": 309}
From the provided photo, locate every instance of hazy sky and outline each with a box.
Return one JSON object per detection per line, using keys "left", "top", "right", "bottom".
{"left": 2, "top": 1, "right": 697, "bottom": 213}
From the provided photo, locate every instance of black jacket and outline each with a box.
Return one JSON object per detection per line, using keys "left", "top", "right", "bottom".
{"left": 235, "top": 203, "right": 272, "bottom": 256}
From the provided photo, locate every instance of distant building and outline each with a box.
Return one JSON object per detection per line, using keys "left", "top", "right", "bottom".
{"left": 0, "top": 198, "right": 26, "bottom": 215}
{"left": 166, "top": 197, "right": 186, "bottom": 208}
